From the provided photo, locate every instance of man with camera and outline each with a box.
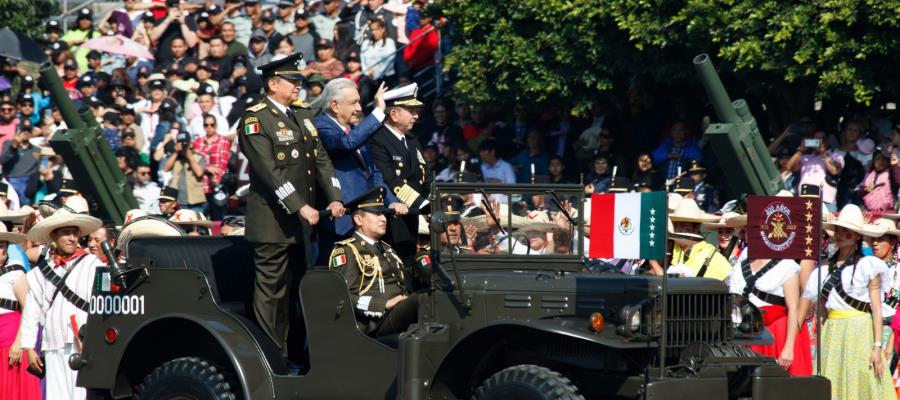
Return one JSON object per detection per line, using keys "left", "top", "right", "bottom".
{"left": 786, "top": 130, "right": 843, "bottom": 212}
{"left": 0, "top": 127, "right": 39, "bottom": 206}
{"left": 151, "top": 0, "right": 199, "bottom": 65}
{"left": 162, "top": 131, "right": 207, "bottom": 213}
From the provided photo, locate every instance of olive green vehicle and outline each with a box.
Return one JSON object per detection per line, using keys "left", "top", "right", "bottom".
{"left": 69, "top": 183, "right": 830, "bottom": 400}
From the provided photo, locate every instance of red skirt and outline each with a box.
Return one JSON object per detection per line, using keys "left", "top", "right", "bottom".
{"left": 0, "top": 312, "right": 42, "bottom": 400}
{"left": 750, "top": 304, "right": 813, "bottom": 376}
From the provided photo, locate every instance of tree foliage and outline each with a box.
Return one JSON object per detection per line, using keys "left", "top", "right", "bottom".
{"left": 0, "top": 0, "right": 60, "bottom": 38}
{"left": 444, "top": 0, "right": 900, "bottom": 116}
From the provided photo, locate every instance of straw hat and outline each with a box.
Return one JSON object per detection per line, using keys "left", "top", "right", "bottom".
{"left": 667, "top": 193, "right": 683, "bottom": 213}
{"left": 667, "top": 219, "right": 704, "bottom": 246}
{"left": 871, "top": 218, "right": 900, "bottom": 237}
{"left": 668, "top": 198, "right": 719, "bottom": 223}
{"left": 224, "top": 226, "right": 245, "bottom": 236}
{"left": 822, "top": 204, "right": 886, "bottom": 237}
{"left": 517, "top": 210, "right": 558, "bottom": 233}
{"left": 27, "top": 207, "right": 102, "bottom": 243}
{"left": 461, "top": 203, "right": 529, "bottom": 232}
{"left": 169, "top": 209, "right": 215, "bottom": 228}
{"left": 0, "top": 202, "right": 34, "bottom": 223}
{"left": 701, "top": 211, "right": 746, "bottom": 230}
{"left": 124, "top": 209, "right": 148, "bottom": 225}
{"left": 0, "top": 222, "right": 26, "bottom": 243}
{"left": 63, "top": 195, "right": 90, "bottom": 214}
{"left": 117, "top": 215, "right": 186, "bottom": 251}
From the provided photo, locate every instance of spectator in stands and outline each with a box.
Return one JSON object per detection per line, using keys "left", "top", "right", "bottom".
{"left": 787, "top": 130, "right": 843, "bottom": 212}
{"left": 151, "top": 3, "right": 199, "bottom": 66}
{"left": 133, "top": 163, "right": 161, "bottom": 214}
{"left": 274, "top": 0, "right": 295, "bottom": 35}
{"left": 132, "top": 11, "right": 157, "bottom": 48}
{"left": 630, "top": 152, "right": 659, "bottom": 191}
{"left": 1, "top": 128, "right": 39, "bottom": 205}
{"left": 15, "top": 95, "right": 39, "bottom": 127}
{"left": 163, "top": 131, "right": 207, "bottom": 213}
{"left": 462, "top": 107, "right": 495, "bottom": 152}
{"left": 361, "top": 18, "right": 397, "bottom": 84}
{"left": 301, "top": 39, "right": 345, "bottom": 80}
{"left": 220, "top": 0, "right": 252, "bottom": 47}
{"left": 353, "top": 0, "right": 398, "bottom": 43}
{"left": 0, "top": 97, "right": 18, "bottom": 152}
{"left": 219, "top": 22, "right": 248, "bottom": 57}
{"left": 289, "top": 8, "right": 318, "bottom": 61}
{"left": 333, "top": 23, "right": 360, "bottom": 63}
{"left": 478, "top": 139, "right": 515, "bottom": 184}
{"left": 258, "top": 11, "right": 285, "bottom": 52}
{"left": 861, "top": 151, "right": 894, "bottom": 211}
{"left": 204, "top": 36, "right": 234, "bottom": 82}
{"left": 61, "top": 9, "right": 102, "bottom": 73}
{"left": 404, "top": 5, "right": 440, "bottom": 71}
{"left": 548, "top": 155, "right": 573, "bottom": 184}
{"left": 312, "top": 0, "right": 342, "bottom": 41}
{"left": 651, "top": 120, "right": 703, "bottom": 180}
{"left": 248, "top": 30, "right": 274, "bottom": 68}
{"left": 510, "top": 129, "right": 550, "bottom": 183}
{"left": 188, "top": 85, "right": 229, "bottom": 139}
{"left": 274, "top": 36, "right": 297, "bottom": 57}
{"left": 136, "top": 78, "right": 169, "bottom": 146}
{"left": 168, "top": 36, "right": 199, "bottom": 76}
{"left": 191, "top": 114, "right": 231, "bottom": 219}
{"left": 586, "top": 154, "right": 612, "bottom": 193}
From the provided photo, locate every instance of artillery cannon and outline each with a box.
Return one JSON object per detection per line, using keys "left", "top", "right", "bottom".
{"left": 39, "top": 61, "right": 137, "bottom": 225}
{"left": 694, "top": 54, "right": 783, "bottom": 196}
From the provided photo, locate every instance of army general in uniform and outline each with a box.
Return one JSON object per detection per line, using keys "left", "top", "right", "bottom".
{"left": 238, "top": 52, "right": 345, "bottom": 356}
{"left": 329, "top": 187, "right": 418, "bottom": 337}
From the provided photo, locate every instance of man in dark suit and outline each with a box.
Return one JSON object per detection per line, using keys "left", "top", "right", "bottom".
{"left": 369, "top": 83, "right": 432, "bottom": 265}
{"left": 237, "top": 52, "right": 344, "bottom": 358}
{"left": 316, "top": 79, "right": 409, "bottom": 261}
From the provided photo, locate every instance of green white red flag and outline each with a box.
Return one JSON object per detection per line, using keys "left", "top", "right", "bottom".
{"left": 589, "top": 192, "right": 667, "bottom": 260}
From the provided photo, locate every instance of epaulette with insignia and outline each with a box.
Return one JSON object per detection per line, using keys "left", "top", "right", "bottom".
{"left": 291, "top": 99, "right": 309, "bottom": 109}
{"left": 336, "top": 237, "right": 355, "bottom": 245}
{"left": 246, "top": 102, "right": 267, "bottom": 112}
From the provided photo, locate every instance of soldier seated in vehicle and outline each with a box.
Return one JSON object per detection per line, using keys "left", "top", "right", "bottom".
{"left": 413, "top": 197, "right": 472, "bottom": 288}
{"left": 329, "top": 187, "right": 419, "bottom": 337}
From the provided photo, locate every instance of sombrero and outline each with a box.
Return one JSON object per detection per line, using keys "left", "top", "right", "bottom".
{"left": 822, "top": 204, "right": 886, "bottom": 238}
{"left": 701, "top": 212, "right": 746, "bottom": 230}
{"left": 461, "top": 203, "right": 529, "bottom": 232}
{"left": 27, "top": 207, "right": 102, "bottom": 243}
{"left": 667, "top": 193, "right": 683, "bottom": 213}
{"left": 668, "top": 198, "right": 719, "bottom": 223}
{"left": 169, "top": 209, "right": 215, "bottom": 228}
{"left": 517, "top": 210, "right": 558, "bottom": 233}
{"left": 871, "top": 218, "right": 900, "bottom": 238}
{"left": 668, "top": 219, "right": 705, "bottom": 245}
{"left": 63, "top": 195, "right": 90, "bottom": 214}
{"left": 0, "top": 202, "right": 34, "bottom": 223}
{"left": 0, "top": 222, "right": 26, "bottom": 243}
{"left": 117, "top": 215, "right": 186, "bottom": 251}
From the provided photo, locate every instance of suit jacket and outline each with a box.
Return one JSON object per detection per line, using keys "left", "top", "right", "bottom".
{"left": 369, "top": 125, "right": 432, "bottom": 244}
{"left": 238, "top": 97, "right": 342, "bottom": 245}
{"left": 316, "top": 113, "right": 396, "bottom": 236}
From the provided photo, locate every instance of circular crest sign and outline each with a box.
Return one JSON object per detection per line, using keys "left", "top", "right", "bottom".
{"left": 759, "top": 202, "right": 796, "bottom": 251}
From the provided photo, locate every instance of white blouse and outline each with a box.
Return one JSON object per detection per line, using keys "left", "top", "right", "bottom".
{"left": 802, "top": 255, "right": 891, "bottom": 311}
{"left": 729, "top": 259, "right": 800, "bottom": 307}
{"left": 882, "top": 261, "right": 899, "bottom": 319}
{"left": 0, "top": 264, "right": 25, "bottom": 316}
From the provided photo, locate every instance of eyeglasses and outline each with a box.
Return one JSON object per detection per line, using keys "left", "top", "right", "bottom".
{"left": 137, "top": 171, "right": 150, "bottom": 176}
{"left": 204, "top": 123, "right": 216, "bottom": 127}
{"left": 0, "top": 107, "right": 14, "bottom": 112}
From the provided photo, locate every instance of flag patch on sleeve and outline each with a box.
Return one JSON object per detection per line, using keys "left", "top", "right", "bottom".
{"left": 331, "top": 254, "right": 347, "bottom": 267}
{"left": 418, "top": 255, "right": 430, "bottom": 268}
{"left": 245, "top": 123, "right": 260, "bottom": 135}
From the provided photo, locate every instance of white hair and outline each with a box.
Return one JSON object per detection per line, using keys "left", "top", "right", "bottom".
{"left": 319, "top": 78, "right": 358, "bottom": 116}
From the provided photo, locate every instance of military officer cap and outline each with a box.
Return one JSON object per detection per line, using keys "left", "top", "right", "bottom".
{"left": 258, "top": 52, "right": 304, "bottom": 81}
{"left": 159, "top": 186, "right": 178, "bottom": 202}
{"left": 438, "top": 195, "right": 463, "bottom": 222}
{"left": 799, "top": 184, "right": 820, "bottom": 198}
{"left": 609, "top": 177, "right": 632, "bottom": 193}
{"left": 347, "top": 187, "right": 391, "bottom": 213}
{"left": 383, "top": 83, "right": 424, "bottom": 108}
{"left": 633, "top": 178, "right": 652, "bottom": 190}
{"left": 674, "top": 177, "right": 694, "bottom": 194}
{"left": 688, "top": 160, "right": 706, "bottom": 174}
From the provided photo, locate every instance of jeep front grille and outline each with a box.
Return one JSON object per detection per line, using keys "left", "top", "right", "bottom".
{"left": 657, "top": 293, "right": 730, "bottom": 353}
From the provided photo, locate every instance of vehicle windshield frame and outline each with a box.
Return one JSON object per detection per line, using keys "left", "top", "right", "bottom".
{"left": 430, "top": 182, "right": 586, "bottom": 272}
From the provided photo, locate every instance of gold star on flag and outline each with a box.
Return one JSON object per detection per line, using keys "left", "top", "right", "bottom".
{"left": 805, "top": 247, "right": 813, "bottom": 257}
{"left": 805, "top": 225, "right": 813, "bottom": 233}
{"left": 806, "top": 200, "right": 813, "bottom": 209}
{"left": 805, "top": 212, "right": 812, "bottom": 221}
{"left": 805, "top": 237, "right": 812, "bottom": 245}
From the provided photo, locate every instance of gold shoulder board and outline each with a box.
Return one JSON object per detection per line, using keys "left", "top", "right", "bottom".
{"left": 246, "top": 102, "right": 267, "bottom": 112}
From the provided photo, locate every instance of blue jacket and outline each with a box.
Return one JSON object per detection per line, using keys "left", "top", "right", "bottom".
{"left": 316, "top": 112, "right": 396, "bottom": 235}
{"left": 651, "top": 137, "right": 703, "bottom": 177}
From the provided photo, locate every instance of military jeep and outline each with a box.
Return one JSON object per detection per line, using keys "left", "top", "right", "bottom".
{"left": 74, "top": 183, "right": 829, "bottom": 399}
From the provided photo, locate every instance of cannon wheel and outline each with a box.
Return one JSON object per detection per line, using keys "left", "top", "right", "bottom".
{"left": 472, "top": 364, "right": 584, "bottom": 400}
{"left": 134, "top": 357, "right": 238, "bottom": 400}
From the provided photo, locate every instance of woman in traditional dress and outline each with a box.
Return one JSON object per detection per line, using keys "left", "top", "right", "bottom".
{"left": 729, "top": 252, "right": 812, "bottom": 376}
{"left": 869, "top": 219, "right": 900, "bottom": 370}
{"left": 799, "top": 204, "right": 894, "bottom": 400}
{"left": 0, "top": 223, "right": 41, "bottom": 399}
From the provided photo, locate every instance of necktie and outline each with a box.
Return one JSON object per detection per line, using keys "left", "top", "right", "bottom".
{"left": 375, "top": 241, "right": 385, "bottom": 254}
{"left": 344, "top": 126, "right": 369, "bottom": 177}
{"left": 401, "top": 136, "right": 407, "bottom": 150}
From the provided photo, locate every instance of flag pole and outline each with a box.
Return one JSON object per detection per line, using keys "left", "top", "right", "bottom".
{"left": 815, "top": 203, "right": 823, "bottom": 376}
{"left": 659, "top": 192, "right": 668, "bottom": 379}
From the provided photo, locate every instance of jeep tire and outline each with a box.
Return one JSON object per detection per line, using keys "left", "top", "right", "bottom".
{"left": 472, "top": 364, "right": 584, "bottom": 400}
{"left": 134, "top": 357, "right": 238, "bottom": 400}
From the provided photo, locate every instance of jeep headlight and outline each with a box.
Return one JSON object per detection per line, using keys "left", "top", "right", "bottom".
{"left": 618, "top": 305, "right": 642, "bottom": 335}
{"left": 731, "top": 303, "right": 743, "bottom": 325}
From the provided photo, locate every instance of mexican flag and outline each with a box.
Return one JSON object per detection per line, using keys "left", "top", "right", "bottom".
{"left": 589, "top": 192, "right": 667, "bottom": 260}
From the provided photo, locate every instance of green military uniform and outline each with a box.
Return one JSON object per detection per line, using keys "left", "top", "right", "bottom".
{"left": 411, "top": 195, "right": 470, "bottom": 289}
{"left": 237, "top": 52, "right": 342, "bottom": 356}
{"left": 328, "top": 187, "right": 418, "bottom": 336}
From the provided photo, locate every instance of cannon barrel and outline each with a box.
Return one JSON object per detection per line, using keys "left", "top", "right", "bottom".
{"left": 39, "top": 61, "right": 86, "bottom": 130}
{"left": 693, "top": 54, "right": 741, "bottom": 124}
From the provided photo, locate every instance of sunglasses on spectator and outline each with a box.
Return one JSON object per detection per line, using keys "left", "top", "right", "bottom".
{"left": 204, "top": 123, "right": 216, "bottom": 127}
{"left": 137, "top": 171, "right": 150, "bottom": 175}
{"left": 0, "top": 107, "right": 14, "bottom": 112}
